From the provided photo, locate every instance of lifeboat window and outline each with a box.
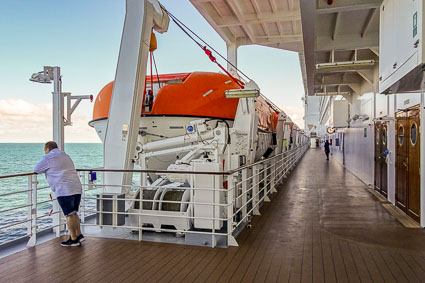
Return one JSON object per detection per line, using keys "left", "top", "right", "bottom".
{"left": 398, "top": 125, "right": 404, "bottom": 146}
{"left": 383, "top": 128, "right": 387, "bottom": 146}
{"left": 411, "top": 122, "right": 417, "bottom": 146}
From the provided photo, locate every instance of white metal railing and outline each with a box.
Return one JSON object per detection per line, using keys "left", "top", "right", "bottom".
{"left": 230, "top": 144, "right": 308, "bottom": 236}
{"left": 0, "top": 143, "right": 308, "bottom": 249}
{"left": 0, "top": 173, "right": 64, "bottom": 248}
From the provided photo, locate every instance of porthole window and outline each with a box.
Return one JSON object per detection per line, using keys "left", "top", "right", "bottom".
{"left": 398, "top": 125, "right": 404, "bottom": 146}
{"left": 411, "top": 122, "right": 417, "bottom": 145}
{"left": 383, "top": 128, "right": 387, "bottom": 146}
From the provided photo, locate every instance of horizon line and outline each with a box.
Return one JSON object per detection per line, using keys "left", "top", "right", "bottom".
{"left": 0, "top": 142, "right": 102, "bottom": 144}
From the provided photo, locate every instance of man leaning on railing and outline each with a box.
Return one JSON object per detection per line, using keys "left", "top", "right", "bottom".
{"left": 34, "top": 141, "right": 85, "bottom": 247}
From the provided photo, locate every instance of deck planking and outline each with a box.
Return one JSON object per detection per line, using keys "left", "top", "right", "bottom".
{"left": 1, "top": 149, "right": 425, "bottom": 282}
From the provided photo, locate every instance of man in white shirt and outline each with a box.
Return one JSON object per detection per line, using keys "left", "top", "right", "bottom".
{"left": 34, "top": 141, "right": 85, "bottom": 247}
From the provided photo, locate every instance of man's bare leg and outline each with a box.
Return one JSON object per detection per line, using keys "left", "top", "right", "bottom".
{"left": 73, "top": 214, "right": 82, "bottom": 236}
{"left": 66, "top": 215, "right": 77, "bottom": 240}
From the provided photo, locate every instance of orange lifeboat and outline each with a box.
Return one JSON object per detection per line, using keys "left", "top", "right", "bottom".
{"left": 91, "top": 72, "right": 279, "bottom": 132}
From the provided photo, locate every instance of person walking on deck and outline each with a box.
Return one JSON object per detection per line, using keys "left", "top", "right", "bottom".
{"left": 34, "top": 141, "right": 84, "bottom": 247}
{"left": 324, "top": 140, "right": 330, "bottom": 160}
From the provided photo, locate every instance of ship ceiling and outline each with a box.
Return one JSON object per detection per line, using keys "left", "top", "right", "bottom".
{"left": 190, "top": 0, "right": 303, "bottom": 52}
{"left": 301, "top": 0, "right": 382, "bottom": 99}
{"left": 190, "top": 0, "right": 382, "bottom": 100}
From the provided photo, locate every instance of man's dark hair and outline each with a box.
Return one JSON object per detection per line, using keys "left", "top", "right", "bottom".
{"left": 45, "top": 141, "right": 58, "bottom": 151}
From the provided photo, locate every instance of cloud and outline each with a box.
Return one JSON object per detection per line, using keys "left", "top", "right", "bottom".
{"left": 0, "top": 99, "right": 100, "bottom": 143}
{"left": 0, "top": 99, "right": 51, "bottom": 122}
{"left": 281, "top": 105, "right": 305, "bottom": 129}
{"left": 0, "top": 99, "right": 305, "bottom": 142}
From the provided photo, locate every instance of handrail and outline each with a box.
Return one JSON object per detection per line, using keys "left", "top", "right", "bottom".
{"left": 0, "top": 146, "right": 305, "bottom": 179}
{"left": 0, "top": 172, "right": 35, "bottom": 179}
{"left": 0, "top": 168, "right": 228, "bottom": 178}
{"left": 76, "top": 168, "right": 230, "bottom": 176}
{"left": 228, "top": 147, "right": 304, "bottom": 174}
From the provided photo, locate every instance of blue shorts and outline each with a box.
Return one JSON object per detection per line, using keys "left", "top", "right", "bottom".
{"left": 57, "top": 194, "right": 81, "bottom": 216}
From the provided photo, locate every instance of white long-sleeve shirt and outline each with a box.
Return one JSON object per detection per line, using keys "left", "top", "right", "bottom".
{"left": 34, "top": 149, "right": 82, "bottom": 197}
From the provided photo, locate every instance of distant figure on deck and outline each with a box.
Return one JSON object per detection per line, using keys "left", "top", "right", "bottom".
{"left": 34, "top": 141, "right": 84, "bottom": 247}
{"left": 145, "top": 89, "right": 154, "bottom": 112}
{"left": 324, "top": 140, "right": 330, "bottom": 160}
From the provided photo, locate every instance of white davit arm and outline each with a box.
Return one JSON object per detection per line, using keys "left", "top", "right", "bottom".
{"left": 231, "top": 79, "right": 260, "bottom": 164}
{"left": 140, "top": 130, "right": 215, "bottom": 153}
{"left": 103, "top": 0, "right": 170, "bottom": 193}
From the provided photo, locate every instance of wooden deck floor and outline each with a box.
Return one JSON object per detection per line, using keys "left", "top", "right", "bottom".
{"left": 1, "top": 149, "right": 425, "bottom": 282}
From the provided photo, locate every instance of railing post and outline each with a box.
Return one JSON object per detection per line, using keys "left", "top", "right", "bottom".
{"left": 287, "top": 151, "right": 291, "bottom": 174}
{"left": 287, "top": 151, "right": 291, "bottom": 171}
{"left": 227, "top": 173, "right": 238, "bottom": 247}
{"left": 280, "top": 152, "right": 285, "bottom": 181}
{"left": 212, "top": 173, "right": 216, "bottom": 248}
{"left": 241, "top": 168, "right": 248, "bottom": 223}
{"left": 291, "top": 149, "right": 294, "bottom": 168}
{"left": 53, "top": 202, "right": 64, "bottom": 237}
{"left": 53, "top": 190, "right": 65, "bottom": 237}
{"left": 139, "top": 157, "right": 147, "bottom": 241}
{"left": 271, "top": 156, "right": 277, "bottom": 193}
{"left": 27, "top": 174, "right": 38, "bottom": 247}
{"left": 276, "top": 154, "right": 281, "bottom": 184}
{"left": 138, "top": 186, "right": 143, "bottom": 241}
{"left": 79, "top": 172, "right": 86, "bottom": 223}
{"left": 252, "top": 165, "right": 260, "bottom": 216}
{"left": 262, "top": 162, "right": 270, "bottom": 202}
{"left": 282, "top": 152, "right": 287, "bottom": 178}
{"left": 291, "top": 149, "right": 294, "bottom": 167}
{"left": 26, "top": 176, "right": 32, "bottom": 240}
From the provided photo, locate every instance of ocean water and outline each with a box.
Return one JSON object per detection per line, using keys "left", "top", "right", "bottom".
{"left": 0, "top": 143, "right": 103, "bottom": 244}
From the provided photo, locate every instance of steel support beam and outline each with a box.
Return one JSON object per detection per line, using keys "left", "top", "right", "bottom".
{"left": 332, "top": 12, "right": 341, "bottom": 41}
{"left": 226, "top": 42, "right": 238, "bottom": 76}
{"left": 103, "top": 0, "right": 169, "bottom": 193}
{"left": 226, "top": 0, "right": 256, "bottom": 43}
{"left": 216, "top": 11, "right": 301, "bottom": 27}
{"left": 361, "top": 8, "right": 377, "bottom": 37}
{"left": 314, "top": 73, "right": 363, "bottom": 86}
{"left": 190, "top": 1, "right": 235, "bottom": 44}
{"left": 316, "top": 32, "right": 379, "bottom": 51}
{"left": 316, "top": 0, "right": 382, "bottom": 14}
{"left": 236, "top": 35, "right": 302, "bottom": 46}
{"left": 300, "top": 0, "right": 315, "bottom": 96}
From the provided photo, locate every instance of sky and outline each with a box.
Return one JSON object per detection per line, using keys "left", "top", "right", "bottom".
{"left": 0, "top": 0, "right": 305, "bottom": 143}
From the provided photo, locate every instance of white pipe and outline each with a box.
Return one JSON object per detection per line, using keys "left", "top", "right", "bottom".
{"left": 141, "top": 130, "right": 215, "bottom": 153}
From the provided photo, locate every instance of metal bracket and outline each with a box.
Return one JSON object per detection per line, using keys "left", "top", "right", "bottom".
{"left": 64, "top": 93, "right": 93, "bottom": 126}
